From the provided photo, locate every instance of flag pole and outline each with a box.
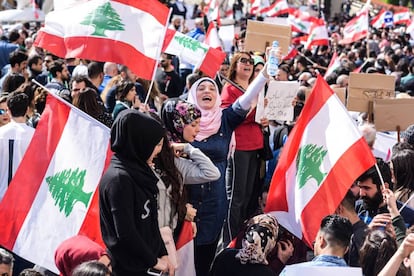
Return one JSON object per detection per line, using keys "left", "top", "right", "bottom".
{"left": 398, "top": 193, "right": 414, "bottom": 213}
{"left": 144, "top": 8, "right": 173, "bottom": 106}
{"left": 374, "top": 162, "right": 387, "bottom": 191}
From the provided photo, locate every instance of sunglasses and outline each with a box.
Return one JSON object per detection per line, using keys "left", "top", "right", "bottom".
{"left": 239, "top": 57, "right": 254, "bottom": 65}
{"left": 0, "top": 109, "right": 6, "bottom": 115}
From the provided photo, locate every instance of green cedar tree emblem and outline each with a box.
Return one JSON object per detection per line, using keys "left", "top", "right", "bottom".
{"left": 46, "top": 168, "right": 92, "bottom": 217}
{"left": 174, "top": 34, "right": 208, "bottom": 53}
{"left": 80, "top": 2, "right": 125, "bottom": 37}
{"left": 296, "top": 144, "right": 328, "bottom": 189}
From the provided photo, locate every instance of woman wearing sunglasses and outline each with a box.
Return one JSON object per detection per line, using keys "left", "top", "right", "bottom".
{"left": 221, "top": 52, "right": 270, "bottom": 246}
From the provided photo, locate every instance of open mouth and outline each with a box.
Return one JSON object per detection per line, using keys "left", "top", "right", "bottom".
{"left": 202, "top": 95, "right": 212, "bottom": 101}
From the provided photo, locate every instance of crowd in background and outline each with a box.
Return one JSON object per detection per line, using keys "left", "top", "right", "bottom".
{"left": 3, "top": 0, "right": 414, "bottom": 275}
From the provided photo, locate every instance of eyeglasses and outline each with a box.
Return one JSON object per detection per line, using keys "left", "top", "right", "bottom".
{"left": 239, "top": 57, "right": 254, "bottom": 65}
{"left": 0, "top": 109, "right": 6, "bottom": 115}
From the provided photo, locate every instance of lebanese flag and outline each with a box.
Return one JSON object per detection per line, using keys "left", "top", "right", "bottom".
{"left": 324, "top": 51, "right": 340, "bottom": 78}
{"left": 163, "top": 29, "right": 226, "bottom": 78}
{"left": 304, "top": 18, "right": 328, "bottom": 50}
{"left": 288, "top": 8, "right": 318, "bottom": 34}
{"left": 205, "top": 22, "right": 223, "bottom": 51}
{"left": 371, "top": 9, "right": 386, "bottom": 29}
{"left": 265, "top": 75, "right": 376, "bottom": 247}
{"left": 407, "top": 20, "right": 414, "bottom": 39}
{"left": 283, "top": 46, "right": 298, "bottom": 61}
{"left": 260, "top": 0, "right": 289, "bottom": 17}
{"left": 393, "top": 9, "right": 411, "bottom": 26}
{"left": 205, "top": 0, "right": 220, "bottom": 24}
{"left": 175, "top": 221, "right": 196, "bottom": 276}
{"left": 249, "top": 0, "right": 261, "bottom": 14}
{"left": 34, "top": 0, "right": 170, "bottom": 80}
{"left": 339, "top": 10, "right": 368, "bottom": 45}
{"left": 0, "top": 94, "right": 111, "bottom": 273}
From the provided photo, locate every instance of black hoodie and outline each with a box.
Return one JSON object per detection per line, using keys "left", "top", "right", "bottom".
{"left": 99, "top": 109, "right": 167, "bottom": 275}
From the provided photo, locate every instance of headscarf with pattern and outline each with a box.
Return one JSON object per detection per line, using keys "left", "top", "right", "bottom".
{"left": 161, "top": 98, "right": 202, "bottom": 142}
{"left": 236, "top": 214, "right": 279, "bottom": 265}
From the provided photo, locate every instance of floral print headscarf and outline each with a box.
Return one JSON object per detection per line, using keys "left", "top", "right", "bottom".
{"left": 161, "top": 98, "right": 202, "bottom": 142}
{"left": 236, "top": 214, "right": 279, "bottom": 265}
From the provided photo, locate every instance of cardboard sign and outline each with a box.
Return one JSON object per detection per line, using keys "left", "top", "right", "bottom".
{"left": 255, "top": 81, "right": 300, "bottom": 122}
{"left": 347, "top": 72, "right": 395, "bottom": 113}
{"left": 332, "top": 87, "right": 346, "bottom": 106}
{"left": 245, "top": 20, "right": 291, "bottom": 55}
{"left": 374, "top": 98, "right": 414, "bottom": 131}
{"left": 284, "top": 266, "right": 362, "bottom": 276}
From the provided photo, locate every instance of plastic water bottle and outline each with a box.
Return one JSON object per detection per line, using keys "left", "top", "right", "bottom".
{"left": 267, "top": 40, "right": 279, "bottom": 77}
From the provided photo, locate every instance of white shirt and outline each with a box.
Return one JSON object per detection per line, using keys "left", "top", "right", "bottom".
{"left": 0, "top": 121, "right": 34, "bottom": 202}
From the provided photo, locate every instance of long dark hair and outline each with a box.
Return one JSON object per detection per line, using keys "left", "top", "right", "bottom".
{"left": 359, "top": 230, "right": 398, "bottom": 276}
{"left": 72, "top": 88, "right": 102, "bottom": 119}
{"left": 148, "top": 112, "right": 187, "bottom": 226}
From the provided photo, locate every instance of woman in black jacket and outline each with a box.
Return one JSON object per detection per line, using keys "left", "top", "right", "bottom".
{"left": 99, "top": 109, "right": 174, "bottom": 276}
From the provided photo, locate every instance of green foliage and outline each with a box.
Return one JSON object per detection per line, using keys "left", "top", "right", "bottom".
{"left": 174, "top": 34, "right": 208, "bottom": 53}
{"left": 296, "top": 144, "right": 328, "bottom": 189}
{"left": 80, "top": 2, "right": 125, "bottom": 37}
{"left": 46, "top": 168, "right": 92, "bottom": 217}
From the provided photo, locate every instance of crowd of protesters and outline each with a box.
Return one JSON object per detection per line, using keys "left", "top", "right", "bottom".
{"left": 3, "top": 0, "right": 414, "bottom": 275}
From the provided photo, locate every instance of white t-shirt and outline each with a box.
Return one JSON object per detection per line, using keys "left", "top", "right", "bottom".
{"left": 0, "top": 121, "right": 34, "bottom": 202}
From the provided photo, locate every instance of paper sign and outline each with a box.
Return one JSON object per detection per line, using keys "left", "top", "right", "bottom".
{"left": 245, "top": 20, "right": 291, "bottom": 55}
{"left": 332, "top": 87, "right": 346, "bottom": 106}
{"left": 255, "top": 81, "right": 300, "bottom": 122}
{"left": 218, "top": 25, "right": 235, "bottom": 53}
{"left": 284, "top": 266, "right": 362, "bottom": 276}
{"left": 347, "top": 72, "right": 395, "bottom": 113}
{"left": 374, "top": 98, "right": 414, "bottom": 131}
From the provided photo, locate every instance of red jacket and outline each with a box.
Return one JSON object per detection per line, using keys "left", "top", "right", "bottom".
{"left": 221, "top": 83, "right": 263, "bottom": 151}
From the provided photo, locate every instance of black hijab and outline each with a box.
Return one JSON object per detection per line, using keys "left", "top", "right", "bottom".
{"left": 111, "top": 109, "right": 165, "bottom": 193}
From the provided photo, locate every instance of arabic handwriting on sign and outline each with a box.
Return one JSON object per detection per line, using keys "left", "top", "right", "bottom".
{"left": 362, "top": 89, "right": 394, "bottom": 99}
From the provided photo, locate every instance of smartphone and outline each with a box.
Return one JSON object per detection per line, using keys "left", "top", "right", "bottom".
{"left": 147, "top": 268, "right": 164, "bottom": 276}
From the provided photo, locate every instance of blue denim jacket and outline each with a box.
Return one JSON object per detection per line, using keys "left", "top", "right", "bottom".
{"left": 280, "top": 255, "right": 348, "bottom": 275}
{"left": 188, "top": 104, "right": 247, "bottom": 245}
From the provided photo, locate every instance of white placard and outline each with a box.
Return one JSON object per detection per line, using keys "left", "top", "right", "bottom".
{"left": 218, "top": 25, "right": 235, "bottom": 53}
{"left": 255, "top": 80, "right": 300, "bottom": 122}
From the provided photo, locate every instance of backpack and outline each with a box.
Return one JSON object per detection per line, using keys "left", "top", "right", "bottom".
{"left": 272, "top": 124, "right": 290, "bottom": 151}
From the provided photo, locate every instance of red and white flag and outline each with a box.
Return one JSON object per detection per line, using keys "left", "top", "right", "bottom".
{"left": 260, "top": 0, "right": 289, "bottom": 17}
{"left": 371, "top": 9, "right": 386, "bottom": 29}
{"left": 394, "top": 9, "right": 411, "bottom": 26}
{"left": 407, "top": 20, "right": 414, "bottom": 39}
{"left": 205, "top": 22, "right": 223, "bottom": 51}
{"left": 283, "top": 46, "right": 298, "bottom": 61}
{"left": 304, "top": 18, "right": 328, "bottom": 50}
{"left": 34, "top": 0, "right": 170, "bottom": 80}
{"left": 339, "top": 9, "right": 368, "bottom": 45}
{"left": 265, "top": 75, "right": 376, "bottom": 247}
{"left": 249, "top": 0, "right": 261, "bottom": 14}
{"left": 324, "top": 51, "right": 340, "bottom": 79}
{"left": 287, "top": 8, "right": 318, "bottom": 34}
{"left": 163, "top": 29, "right": 226, "bottom": 78}
{"left": 205, "top": 0, "right": 220, "bottom": 24}
{"left": 175, "top": 221, "right": 196, "bottom": 276}
{"left": 0, "top": 94, "right": 111, "bottom": 273}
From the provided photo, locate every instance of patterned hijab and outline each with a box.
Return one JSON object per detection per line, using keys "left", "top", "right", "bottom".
{"left": 161, "top": 98, "right": 202, "bottom": 143}
{"left": 236, "top": 214, "right": 279, "bottom": 265}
